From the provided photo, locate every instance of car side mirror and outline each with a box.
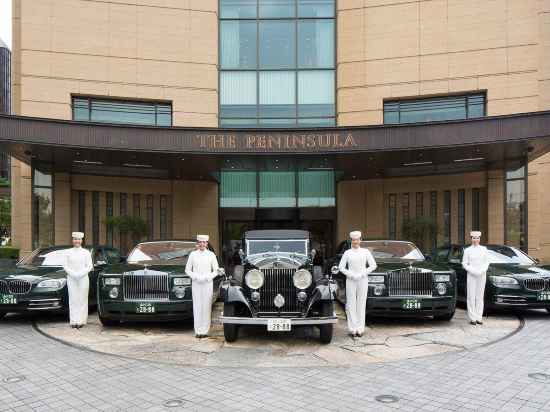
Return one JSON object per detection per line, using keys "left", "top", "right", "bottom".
{"left": 425, "top": 255, "right": 432, "bottom": 262}
{"left": 238, "top": 248, "right": 244, "bottom": 258}
{"left": 311, "top": 248, "right": 317, "bottom": 258}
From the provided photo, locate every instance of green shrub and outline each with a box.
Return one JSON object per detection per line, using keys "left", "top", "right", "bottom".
{"left": 0, "top": 247, "right": 19, "bottom": 259}
{"left": 401, "top": 216, "right": 438, "bottom": 252}
{"left": 104, "top": 215, "right": 149, "bottom": 239}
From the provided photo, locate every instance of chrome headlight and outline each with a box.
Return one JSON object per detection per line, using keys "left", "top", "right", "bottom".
{"left": 104, "top": 277, "right": 121, "bottom": 286}
{"left": 490, "top": 276, "right": 519, "bottom": 286}
{"left": 374, "top": 285, "right": 384, "bottom": 296}
{"left": 293, "top": 269, "right": 312, "bottom": 289}
{"left": 245, "top": 269, "right": 264, "bottom": 289}
{"left": 174, "top": 277, "right": 191, "bottom": 286}
{"left": 217, "top": 268, "right": 226, "bottom": 277}
{"left": 368, "top": 275, "right": 385, "bottom": 283}
{"left": 331, "top": 265, "right": 339, "bottom": 275}
{"left": 436, "top": 283, "right": 447, "bottom": 295}
{"left": 434, "top": 274, "right": 451, "bottom": 282}
{"left": 37, "top": 279, "right": 66, "bottom": 289}
{"left": 109, "top": 287, "right": 119, "bottom": 299}
{"left": 173, "top": 286, "right": 186, "bottom": 299}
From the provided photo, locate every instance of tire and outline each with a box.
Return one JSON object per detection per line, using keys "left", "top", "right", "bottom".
{"left": 434, "top": 310, "right": 455, "bottom": 321}
{"left": 223, "top": 303, "right": 239, "bottom": 343}
{"left": 546, "top": 308, "right": 550, "bottom": 314}
{"left": 0, "top": 312, "right": 6, "bottom": 320}
{"left": 318, "top": 301, "right": 334, "bottom": 344}
{"left": 98, "top": 314, "right": 119, "bottom": 327}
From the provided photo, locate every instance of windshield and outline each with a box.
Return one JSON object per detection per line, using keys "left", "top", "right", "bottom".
{"left": 487, "top": 245, "right": 536, "bottom": 265}
{"left": 18, "top": 247, "right": 74, "bottom": 267}
{"left": 361, "top": 241, "right": 425, "bottom": 261}
{"left": 246, "top": 239, "right": 308, "bottom": 256}
{"left": 127, "top": 241, "right": 197, "bottom": 263}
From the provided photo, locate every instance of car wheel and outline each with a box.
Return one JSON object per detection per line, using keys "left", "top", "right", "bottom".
{"left": 98, "top": 315, "right": 119, "bottom": 327}
{"left": 223, "top": 303, "right": 239, "bottom": 343}
{"left": 0, "top": 312, "right": 6, "bottom": 320}
{"left": 434, "top": 310, "right": 455, "bottom": 321}
{"left": 318, "top": 302, "right": 334, "bottom": 344}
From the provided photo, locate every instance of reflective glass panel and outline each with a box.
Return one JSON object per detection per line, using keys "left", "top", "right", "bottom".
{"left": 298, "top": 70, "right": 334, "bottom": 117}
{"left": 221, "top": 21, "right": 257, "bottom": 69}
{"left": 221, "top": 171, "right": 257, "bottom": 207}
{"left": 259, "top": 21, "right": 296, "bottom": 69}
{"left": 259, "top": 0, "right": 295, "bottom": 18}
{"left": 220, "top": 71, "right": 257, "bottom": 118}
{"left": 259, "top": 118, "right": 297, "bottom": 127}
{"left": 298, "top": 170, "right": 335, "bottom": 207}
{"left": 298, "top": 0, "right": 335, "bottom": 17}
{"left": 33, "top": 187, "right": 53, "bottom": 248}
{"left": 506, "top": 179, "right": 526, "bottom": 249}
{"left": 259, "top": 172, "right": 296, "bottom": 207}
{"left": 259, "top": 71, "right": 296, "bottom": 118}
{"left": 220, "top": 0, "right": 257, "bottom": 18}
{"left": 298, "top": 20, "right": 334, "bottom": 68}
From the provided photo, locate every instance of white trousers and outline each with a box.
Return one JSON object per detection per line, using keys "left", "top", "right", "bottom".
{"left": 192, "top": 281, "right": 213, "bottom": 335}
{"left": 67, "top": 276, "right": 89, "bottom": 326}
{"left": 346, "top": 277, "right": 368, "bottom": 334}
{"left": 467, "top": 272, "right": 486, "bottom": 322}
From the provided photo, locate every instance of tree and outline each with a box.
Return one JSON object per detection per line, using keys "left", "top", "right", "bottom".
{"left": 104, "top": 215, "right": 149, "bottom": 251}
{"left": 401, "top": 216, "right": 438, "bottom": 254}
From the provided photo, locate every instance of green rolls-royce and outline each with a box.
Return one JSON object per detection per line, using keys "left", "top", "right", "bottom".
{"left": 97, "top": 240, "right": 224, "bottom": 325}
{"left": 0, "top": 245, "right": 122, "bottom": 318}
{"left": 434, "top": 244, "right": 550, "bottom": 312}
{"left": 327, "top": 240, "right": 457, "bottom": 320}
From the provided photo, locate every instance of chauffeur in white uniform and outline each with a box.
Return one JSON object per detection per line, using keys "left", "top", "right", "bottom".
{"left": 462, "top": 230, "right": 490, "bottom": 325}
{"left": 185, "top": 234, "right": 219, "bottom": 338}
{"left": 63, "top": 232, "right": 94, "bottom": 329}
{"left": 338, "top": 231, "right": 377, "bottom": 337}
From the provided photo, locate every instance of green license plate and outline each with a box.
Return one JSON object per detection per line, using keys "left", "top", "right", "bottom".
{"left": 0, "top": 294, "right": 17, "bottom": 305}
{"left": 402, "top": 299, "right": 422, "bottom": 310}
{"left": 136, "top": 303, "right": 155, "bottom": 314}
{"left": 537, "top": 292, "right": 550, "bottom": 301}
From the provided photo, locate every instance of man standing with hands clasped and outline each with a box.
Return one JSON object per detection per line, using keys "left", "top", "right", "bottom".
{"left": 339, "top": 230, "right": 377, "bottom": 337}
{"left": 462, "top": 230, "right": 490, "bottom": 326}
{"left": 63, "top": 232, "right": 93, "bottom": 329}
{"left": 185, "top": 234, "right": 219, "bottom": 338}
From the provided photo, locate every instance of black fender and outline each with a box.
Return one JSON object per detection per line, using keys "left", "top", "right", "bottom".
{"left": 222, "top": 283, "right": 254, "bottom": 317}
{"left": 305, "top": 281, "right": 337, "bottom": 316}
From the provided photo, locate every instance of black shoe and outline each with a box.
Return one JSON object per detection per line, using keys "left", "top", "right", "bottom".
{"left": 70, "top": 325, "right": 77, "bottom": 329}
{"left": 357, "top": 332, "right": 363, "bottom": 338}
{"left": 470, "top": 321, "right": 477, "bottom": 325}
{"left": 195, "top": 334, "right": 202, "bottom": 338}
{"left": 476, "top": 321, "right": 483, "bottom": 325}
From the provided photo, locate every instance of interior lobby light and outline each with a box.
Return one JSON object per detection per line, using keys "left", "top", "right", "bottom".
{"left": 453, "top": 157, "right": 485, "bottom": 162}
{"left": 403, "top": 161, "right": 433, "bottom": 166}
{"left": 122, "top": 163, "right": 153, "bottom": 168}
{"left": 73, "top": 160, "right": 103, "bottom": 165}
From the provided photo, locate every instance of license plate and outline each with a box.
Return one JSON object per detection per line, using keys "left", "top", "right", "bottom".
{"left": 267, "top": 318, "right": 291, "bottom": 332}
{"left": 0, "top": 294, "right": 16, "bottom": 305}
{"left": 537, "top": 292, "right": 550, "bottom": 301}
{"left": 402, "top": 299, "right": 422, "bottom": 310}
{"left": 135, "top": 303, "right": 155, "bottom": 314}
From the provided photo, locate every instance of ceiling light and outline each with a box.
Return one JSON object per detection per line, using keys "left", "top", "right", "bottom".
{"left": 453, "top": 157, "right": 485, "bottom": 163}
{"left": 123, "top": 163, "right": 153, "bottom": 168}
{"left": 403, "top": 161, "right": 433, "bottom": 166}
{"left": 73, "top": 160, "right": 103, "bottom": 165}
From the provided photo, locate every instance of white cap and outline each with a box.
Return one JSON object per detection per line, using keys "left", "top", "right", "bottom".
{"left": 470, "top": 231, "right": 482, "bottom": 238}
{"left": 72, "top": 232, "right": 84, "bottom": 239}
{"left": 197, "top": 234, "right": 209, "bottom": 242}
{"left": 349, "top": 231, "right": 362, "bottom": 240}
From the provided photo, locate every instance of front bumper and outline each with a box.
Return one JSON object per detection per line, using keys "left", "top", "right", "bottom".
{"left": 99, "top": 300, "right": 194, "bottom": 321}
{"left": 219, "top": 315, "right": 338, "bottom": 325}
{"left": 366, "top": 296, "right": 455, "bottom": 317}
{"left": 487, "top": 293, "right": 550, "bottom": 309}
{"left": 0, "top": 294, "right": 66, "bottom": 313}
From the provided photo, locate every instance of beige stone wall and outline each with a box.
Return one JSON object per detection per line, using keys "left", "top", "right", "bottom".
{"left": 10, "top": 159, "right": 32, "bottom": 255}
{"left": 12, "top": 0, "right": 218, "bottom": 126}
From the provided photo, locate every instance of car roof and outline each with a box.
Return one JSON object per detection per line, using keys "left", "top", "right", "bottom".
{"left": 244, "top": 230, "right": 310, "bottom": 240}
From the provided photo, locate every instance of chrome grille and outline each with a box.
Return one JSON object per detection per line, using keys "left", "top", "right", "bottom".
{"left": 388, "top": 268, "right": 432, "bottom": 297}
{"left": 123, "top": 271, "right": 169, "bottom": 302}
{"left": 523, "top": 278, "right": 548, "bottom": 291}
{"left": 0, "top": 280, "right": 8, "bottom": 294}
{"left": 2, "top": 280, "right": 32, "bottom": 294}
{"left": 258, "top": 268, "right": 298, "bottom": 313}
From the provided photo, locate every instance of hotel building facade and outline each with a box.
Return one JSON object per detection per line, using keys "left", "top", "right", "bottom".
{"left": 2, "top": 0, "right": 550, "bottom": 264}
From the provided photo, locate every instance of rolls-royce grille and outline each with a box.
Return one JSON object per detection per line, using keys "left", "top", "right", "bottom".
{"left": 0, "top": 279, "right": 32, "bottom": 294}
{"left": 123, "top": 272, "right": 169, "bottom": 302}
{"left": 258, "top": 268, "right": 298, "bottom": 313}
{"left": 388, "top": 268, "right": 433, "bottom": 297}
{"left": 523, "top": 278, "right": 548, "bottom": 291}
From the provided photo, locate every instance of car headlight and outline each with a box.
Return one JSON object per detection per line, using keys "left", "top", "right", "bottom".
{"left": 109, "top": 287, "right": 119, "bottom": 299}
{"left": 368, "top": 275, "right": 385, "bottom": 283}
{"left": 245, "top": 269, "right": 264, "bottom": 289}
{"left": 490, "top": 276, "right": 519, "bottom": 286}
{"left": 436, "top": 283, "right": 447, "bottom": 295}
{"left": 331, "top": 265, "right": 339, "bottom": 275}
{"left": 434, "top": 274, "right": 451, "bottom": 282}
{"left": 218, "top": 268, "right": 226, "bottom": 277}
{"left": 174, "top": 277, "right": 191, "bottom": 286}
{"left": 293, "top": 269, "right": 312, "bottom": 289}
{"left": 37, "top": 279, "right": 66, "bottom": 289}
{"left": 104, "top": 277, "right": 121, "bottom": 286}
{"left": 374, "top": 285, "right": 384, "bottom": 296}
{"left": 173, "top": 286, "right": 186, "bottom": 299}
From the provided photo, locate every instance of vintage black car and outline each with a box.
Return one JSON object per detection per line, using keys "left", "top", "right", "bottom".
{"left": 434, "top": 244, "right": 550, "bottom": 313}
{"left": 328, "top": 240, "right": 456, "bottom": 320}
{"left": 97, "top": 240, "right": 224, "bottom": 325}
{"left": 0, "top": 245, "right": 122, "bottom": 318}
{"left": 219, "top": 230, "right": 337, "bottom": 343}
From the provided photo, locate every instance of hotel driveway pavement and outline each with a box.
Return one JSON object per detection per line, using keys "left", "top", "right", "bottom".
{"left": 1, "top": 310, "right": 550, "bottom": 411}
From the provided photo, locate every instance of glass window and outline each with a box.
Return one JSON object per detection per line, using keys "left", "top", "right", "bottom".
{"left": 401, "top": 193, "right": 410, "bottom": 225}
{"left": 506, "top": 170, "right": 526, "bottom": 250}
{"left": 221, "top": 21, "right": 257, "bottom": 69}
{"left": 146, "top": 195, "right": 154, "bottom": 241}
{"left": 472, "top": 188, "right": 480, "bottom": 231}
{"left": 259, "top": 21, "right": 296, "bottom": 69}
{"left": 33, "top": 188, "right": 53, "bottom": 248}
{"left": 298, "top": 170, "right": 335, "bottom": 207}
{"left": 297, "top": 118, "right": 335, "bottom": 127}
{"left": 34, "top": 169, "right": 52, "bottom": 187}
{"left": 78, "top": 191, "right": 86, "bottom": 233}
{"left": 259, "top": 172, "right": 296, "bottom": 207}
{"left": 443, "top": 191, "right": 451, "bottom": 244}
{"left": 160, "top": 195, "right": 168, "bottom": 239}
{"left": 298, "top": 0, "right": 335, "bottom": 17}
{"left": 259, "top": 71, "right": 296, "bottom": 118}
{"left": 133, "top": 194, "right": 140, "bottom": 217}
{"left": 259, "top": 0, "right": 296, "bottom": 18}
{"left": 416, "top": 192, "right": 423, "bottom": 217}
{"left": 220, "top": 0, "right": 257, "bottom": 18}
{"left": 92, "top": 191, "right": 99, "bottom": 246}
{"left": 220, "top": 71, "right": 257, "bottom": 118}
{"left": 458, "top": 189, "right": 465, "bottom": 244}
{"left": 106, "top": 192, "right": 113, "bottom": 246}
{"left": 384, "top": 93, "right": 486, "bottom": 125}
{"left": 430, "top": 191, "right": 438, "bottom": 250}
{"left": 388, "top": 194, "right": 397, "bottom": 239}
{"left": 259, "top": 118, "right": 297, "bottom": 127}
{"left": 221, "top": 118, "right": 259, "bottom": 127}
{"left": 298, "top": 70, "right": 334, "bottom": 117}
{"left": 221, "top": 171, "right": 257, "bottom": 207}
{"left": 298, "top": 20, "right": 334, "bottom": 68}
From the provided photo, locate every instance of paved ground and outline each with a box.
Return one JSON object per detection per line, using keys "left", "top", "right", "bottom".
{"left": 34, "top": 305, "right": 520, "bottom": 367}
{"left": 1, "top": 308, "right": 550, "bottom": 411}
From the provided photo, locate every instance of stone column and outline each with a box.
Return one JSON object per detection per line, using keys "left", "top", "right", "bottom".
{"left": 11, "top": 159, "right": 32, "bottom": 255}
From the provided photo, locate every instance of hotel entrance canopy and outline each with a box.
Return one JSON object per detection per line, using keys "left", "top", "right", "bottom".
{"left": 1, "top": 111, "right": 550, "bottom": 179}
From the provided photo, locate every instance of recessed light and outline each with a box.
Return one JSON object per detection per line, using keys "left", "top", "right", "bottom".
{"left": 73, "top": 160, "right": 103, "bottom": 165}
{"left": 123, "top": 163, "right": 153, "bottom": 168}
{"left": 403, "top": 161, "right": 433, "bottom": 166}
{"left": 453, "top": 157, "right": 485, "bottom": 163}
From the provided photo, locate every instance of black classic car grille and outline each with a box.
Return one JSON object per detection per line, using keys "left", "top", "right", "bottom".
{"left": 258, "top": 268, "right": 298, "bottom": 313}
{"left": 123, "top": 272, "right": 170, "bottom": 302}
{"left": 0, "top": 279, "right": 32, "bottom": 294}
{"left": 523, "top": 278, "right": 548, "bottom": 291}
{"left": 388, "top": 268, "right": 433, "bottom": 297}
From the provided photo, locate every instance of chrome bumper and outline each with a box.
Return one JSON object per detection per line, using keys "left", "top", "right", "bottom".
{"left": 219, "top": 315, "right": 338, "bottom": 325}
